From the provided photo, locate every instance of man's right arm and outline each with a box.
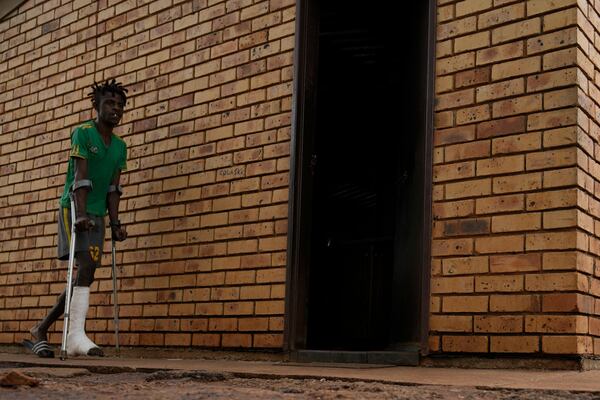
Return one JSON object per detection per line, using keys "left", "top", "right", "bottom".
{"left": 73, "top": 157, "right": 93, "bottom": 231}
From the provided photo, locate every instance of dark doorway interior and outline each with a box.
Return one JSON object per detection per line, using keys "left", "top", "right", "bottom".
{"left": 288, "top": 0, "right": 433, "bottom": 357}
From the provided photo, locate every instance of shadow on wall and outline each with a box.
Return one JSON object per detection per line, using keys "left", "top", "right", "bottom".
{"left": 0, "top": 0, "right": 27, "bottom": 21}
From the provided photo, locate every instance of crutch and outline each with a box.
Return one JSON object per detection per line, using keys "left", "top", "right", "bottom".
{"left": 60, "top": 193, "right": 77, "bottom": 360}
{"left": 110, "top": 237, "right": 120, "bottom": 356}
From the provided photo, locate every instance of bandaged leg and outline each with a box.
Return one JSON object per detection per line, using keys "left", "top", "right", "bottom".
{"left": 66, "top": 286, "right": 103, "bottom": 356}
{"left": 35, "top": 250, "right": 96, "bottom": 342}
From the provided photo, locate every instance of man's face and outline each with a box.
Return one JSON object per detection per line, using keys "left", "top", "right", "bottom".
{"left": 97, "top": 92, "right": 125, "bottom": 127}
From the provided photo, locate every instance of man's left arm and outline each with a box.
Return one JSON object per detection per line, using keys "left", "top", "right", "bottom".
{"left": 107, "top": 170, "right": 127, "bottom": 241}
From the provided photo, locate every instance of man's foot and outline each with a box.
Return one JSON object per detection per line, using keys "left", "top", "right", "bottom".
{"left": 87, "top": 347, "right": 104, "bottom": 357}
{"left": 22, "top": 339, "right": 54, "bottom": 359}
{"left": 67, "top": 340, "right": 105, "bottom": 357}
{"left": 65, "top": 321, "right": 104, "bottom": 357}
{"left": 25, "top": 324, "right": 54, "bottom": 358}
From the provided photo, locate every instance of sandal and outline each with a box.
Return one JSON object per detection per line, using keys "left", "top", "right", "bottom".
{"left": 22, "top": 339, "right": 54, "bottom": 358}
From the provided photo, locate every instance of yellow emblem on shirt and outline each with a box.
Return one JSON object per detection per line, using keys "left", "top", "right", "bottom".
{"left": 71, "top": 144, "right": 81, "bottom": 157}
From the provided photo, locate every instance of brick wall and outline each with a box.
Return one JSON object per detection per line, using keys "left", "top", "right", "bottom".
{"left": 431, "top": 0, "right": 600, "bottom": 356}
{"left": 4, "top": 0, "right": 600, "bottom": 358}
{"left": 579, "top": 0, "right": 600, "bottom": 357}
{"left": 0, "top": 0, "right": 295, "bottom": 349}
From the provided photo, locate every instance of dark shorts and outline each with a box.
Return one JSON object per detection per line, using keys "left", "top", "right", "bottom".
{"left": 57, "top": 207, "right": 105, "bottom": 263}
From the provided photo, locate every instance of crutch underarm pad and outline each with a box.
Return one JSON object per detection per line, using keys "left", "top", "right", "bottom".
{"left": 108, "top": 185, "right": 123, "bottom": 195}
{"left": 72, "top": 179, "right": 93, "bottom": 192}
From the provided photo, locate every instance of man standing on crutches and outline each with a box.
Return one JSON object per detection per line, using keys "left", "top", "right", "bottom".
{"left": 23, "top": 79, "right": 129, "bottom": 358}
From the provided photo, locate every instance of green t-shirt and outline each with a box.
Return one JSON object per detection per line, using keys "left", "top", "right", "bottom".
{"left": 60, "top": 120, "right": 127, "bottom": 216}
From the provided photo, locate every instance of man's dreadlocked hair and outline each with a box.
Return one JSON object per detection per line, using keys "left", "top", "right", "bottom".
{"left": 88, "top": 79, "right": 128, "bottom": 111}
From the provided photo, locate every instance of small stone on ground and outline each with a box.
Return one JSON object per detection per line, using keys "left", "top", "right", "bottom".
{"left": 0, "top": 370, "right": 39, "bottom": 387}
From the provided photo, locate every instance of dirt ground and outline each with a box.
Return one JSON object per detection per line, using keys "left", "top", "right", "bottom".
{"left": 2, "top": 368, "right": 600, "bottom": 400}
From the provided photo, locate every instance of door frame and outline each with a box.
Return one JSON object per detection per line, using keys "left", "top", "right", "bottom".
{"left": 284, "top": 0, "right": 437, "bottom": 355}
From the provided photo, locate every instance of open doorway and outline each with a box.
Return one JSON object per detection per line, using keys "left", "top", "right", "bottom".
{"left": 286, "top": 0, "right": 435, "bottom": 363}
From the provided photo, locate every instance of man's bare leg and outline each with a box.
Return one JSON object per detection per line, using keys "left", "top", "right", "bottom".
{"left": 30, "top": 290, "right": 66, "bottom": 342}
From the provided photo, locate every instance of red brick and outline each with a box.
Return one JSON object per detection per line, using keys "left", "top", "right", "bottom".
{"left": 435, "top": 125, "right": 476, "bottom": 146}
{"left": 476, "top": 275, "right": 523, "bottom": 292}
{"left": 442, "top": 296, "right": 488, "bottom": 313}
{"left": 542, "top": 336, "right": 593, "bottom": 355}
{"left": 491, "top": 336, "right": 539, "bottom": 353}
{"left": 490, "top": 294, "right": 540, "bottom": 312}
{"left": 490, "top": 253, "right": 541, "bottom": 273}
{"left": 542, "top": 293, "right": 594, "bottom": 314}
{"left": 526, "top": 315, "right": 587, "bottom": 334}
{"left": 442, "top": 336, "right": 488, "bottom": 353}
{"left": 475, "top": 316, "right": 523, "bottom": 333}
{"left": 477, "top": 116, "right": 526, "bottom": 139}
{"left": 430, "top": 315, "right": 473, "bottom": 332}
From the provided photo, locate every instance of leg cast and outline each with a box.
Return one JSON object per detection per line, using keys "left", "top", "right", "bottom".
{"left": 66, "top": 286, "right": 103, "bottom": 356}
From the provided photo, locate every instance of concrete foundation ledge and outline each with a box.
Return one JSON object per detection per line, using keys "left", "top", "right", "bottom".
{"left": 422, "top": 355, "right": 600, "bottom": 371}
{"left": 0, "top": 344, "right": 287, "bottom": 362}
{"left": 292, "top": 350, "right": 419, "bottom": 366}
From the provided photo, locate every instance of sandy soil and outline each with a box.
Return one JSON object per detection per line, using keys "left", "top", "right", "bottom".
{"left": 1, "top": 369, "right": 600, "bottom": 399}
